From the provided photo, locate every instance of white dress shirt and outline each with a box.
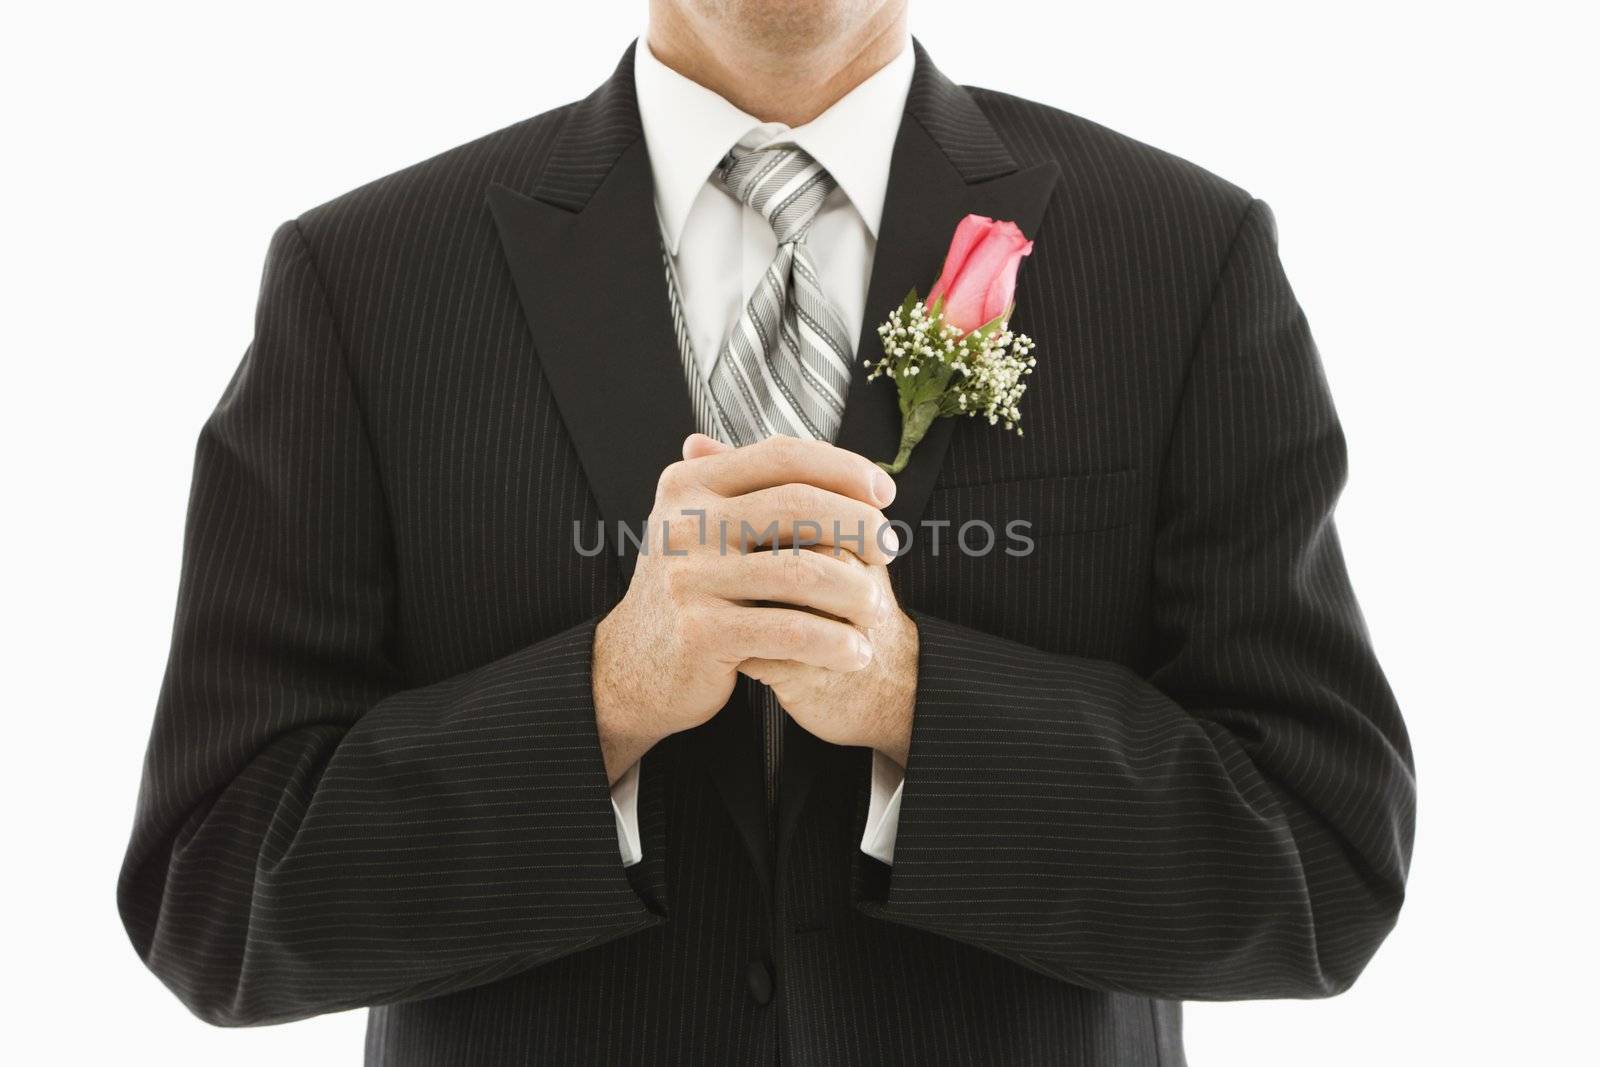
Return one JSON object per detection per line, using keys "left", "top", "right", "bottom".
{"left": 606, "top": 34, "right": 915, "bottom": 869}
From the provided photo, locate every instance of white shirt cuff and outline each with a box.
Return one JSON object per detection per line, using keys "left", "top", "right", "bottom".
{"left": 610, "top": 761, "right": 643, "bottom": 867}
{"left": 860, "top": 749, "right": 906, "bottom": 865}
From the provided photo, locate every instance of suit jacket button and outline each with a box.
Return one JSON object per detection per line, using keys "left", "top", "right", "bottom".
{"left": 745, "top": 959, "right": 774, "bottom": 1005}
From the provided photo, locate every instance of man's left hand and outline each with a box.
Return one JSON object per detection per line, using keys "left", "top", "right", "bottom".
{"left": 743, "top": 552, "right": 917, "bottom": 768}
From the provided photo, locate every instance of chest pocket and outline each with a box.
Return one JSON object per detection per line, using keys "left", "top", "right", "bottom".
{"left": 898, "top": 469, "right": 1146, "bottom": 655}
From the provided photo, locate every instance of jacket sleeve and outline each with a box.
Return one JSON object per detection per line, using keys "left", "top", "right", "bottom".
{"left": 858, "top": 199, "right": 1415, "bottom": 1000}
{"left": 116, "top": 221, "right": 662, "bottom": 1027}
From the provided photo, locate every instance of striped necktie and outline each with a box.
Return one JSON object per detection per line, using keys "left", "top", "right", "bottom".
{"left": 705, "top": 143, "right": 856, "bottom": 445}
{"left": 657, "top": 142, "right": 857, "bottom": 821}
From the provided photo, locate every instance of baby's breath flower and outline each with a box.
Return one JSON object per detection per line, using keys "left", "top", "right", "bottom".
{"left": 863, "top": 288, "right": 1037, "bottom": 472}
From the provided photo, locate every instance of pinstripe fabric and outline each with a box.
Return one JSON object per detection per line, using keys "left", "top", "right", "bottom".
{"left": 659, "top": 242, "right": 717, "bottom": 439}
{"left": 119, "top": 38, "right": 1414, "bottom": 1065}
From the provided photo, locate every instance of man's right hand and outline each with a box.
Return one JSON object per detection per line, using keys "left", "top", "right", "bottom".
{"left": 592, "top": 434, "right": 899, "bottom": 782}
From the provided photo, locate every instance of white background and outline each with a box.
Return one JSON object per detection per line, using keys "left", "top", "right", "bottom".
{"left": 3, "top": 1, "right": 1595, "bottom": 1063}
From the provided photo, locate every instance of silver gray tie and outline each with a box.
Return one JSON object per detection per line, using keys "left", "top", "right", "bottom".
{"left": 706, "top": 143, "right": 856, "bottom": 446}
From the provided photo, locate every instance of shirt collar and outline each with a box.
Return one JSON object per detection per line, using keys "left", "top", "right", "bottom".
{"left": 633, "top": 33, "right": 914, "bottom": 254}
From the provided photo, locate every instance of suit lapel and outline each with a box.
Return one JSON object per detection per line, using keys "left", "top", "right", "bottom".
{"left": 487, "top": 43, "right": 692, "bottom": 562}
{"left": 780, "top": 41, "right": 1062, "bottom": 865}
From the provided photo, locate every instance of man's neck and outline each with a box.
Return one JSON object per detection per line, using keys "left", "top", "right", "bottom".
{"left": 645, "top": 3, "right": 909, "bottom": 128}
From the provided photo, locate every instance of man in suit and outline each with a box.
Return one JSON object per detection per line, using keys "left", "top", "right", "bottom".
{"left": 118, "top": 0, "right": 1415, "bottom": 1063}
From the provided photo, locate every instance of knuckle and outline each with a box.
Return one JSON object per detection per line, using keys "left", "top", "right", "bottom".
{"left": 774, "top": 613, "right": 808, "bottom": 649}
{"left": 849, "top": 575, "right": 879, "bottom": 619}
{"left": 777, "top": 547, "right": 815, "bottom": 587}
{"left": 777, "top": 481, "right": 815, "bottom": 517}
{"left": 657, "top": 460, "right": 693, "bottom": 500}
{"left": 765, "top": 435, "right": 806, "bottom": 467}
{"left": 810, "top": 626, "right": 847, "bottom": 665}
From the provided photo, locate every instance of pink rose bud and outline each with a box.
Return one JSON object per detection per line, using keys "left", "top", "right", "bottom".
{"left": 925, "top": 214, "right": 1034, "bottom": 334}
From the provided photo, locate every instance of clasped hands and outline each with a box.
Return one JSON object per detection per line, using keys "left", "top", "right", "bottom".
{"left": 593, "top": 433, "right": 917, "bottom": 783}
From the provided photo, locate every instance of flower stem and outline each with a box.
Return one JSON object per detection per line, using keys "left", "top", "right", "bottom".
{"left": 877, "top": 447, "right": 913, "bottom": 475}
{"left": 876, "top": 399, "right": 940, "bottom": 475}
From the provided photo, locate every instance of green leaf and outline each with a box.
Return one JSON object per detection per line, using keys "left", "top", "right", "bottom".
{"left": 897, "top": 288, "right": 920, "bottom": 319}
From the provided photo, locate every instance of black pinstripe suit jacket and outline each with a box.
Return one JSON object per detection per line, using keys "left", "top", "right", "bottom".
{"left": 118, "top": 38, "right": 1416, "bottom": 1066}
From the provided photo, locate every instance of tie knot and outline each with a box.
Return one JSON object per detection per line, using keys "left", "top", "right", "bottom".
{"left": 715, "top": 143, "right": 837, "bottom": 245}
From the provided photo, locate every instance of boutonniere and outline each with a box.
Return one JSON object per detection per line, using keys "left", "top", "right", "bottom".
{"left": 865, "top": 214, "right": 1037, "bottom": 474}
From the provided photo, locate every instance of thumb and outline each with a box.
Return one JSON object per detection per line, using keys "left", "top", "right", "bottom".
{"left": 682, "top": 432, "right": 732, "bottom": 460}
